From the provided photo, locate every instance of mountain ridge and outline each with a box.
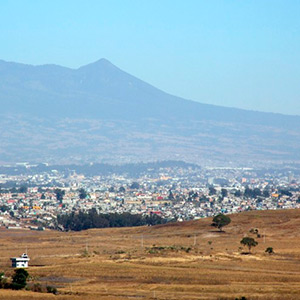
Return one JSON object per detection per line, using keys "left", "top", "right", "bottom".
{"left": 0, "top": 57, "right": 299, "bottom": 117}
{"left": 0, "top": 58, "right": 299, "bottom": 165}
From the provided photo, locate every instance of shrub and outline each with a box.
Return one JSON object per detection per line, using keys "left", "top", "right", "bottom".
{"left": 47, "top": 285, "right": 58, "bottom": 294}
{"left": 32, "top": 283, "right": 43, "bottom": 292}
{"left": 11, "top": 283, "right": 25, "bottom": 290}
{"left": 185, "top": 247, "right": 192, "bottom": 253}
{"left": 265, "top": 247, "right": 274, "bottom": 254}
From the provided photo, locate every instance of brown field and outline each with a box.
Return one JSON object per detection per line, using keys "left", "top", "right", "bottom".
{"left": 1, "top": 209, "right": 300, "bottom": 299}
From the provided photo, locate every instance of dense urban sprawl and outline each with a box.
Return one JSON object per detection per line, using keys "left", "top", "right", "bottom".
{"left": 0, "top": 163, "right": 299, "bottom": 231}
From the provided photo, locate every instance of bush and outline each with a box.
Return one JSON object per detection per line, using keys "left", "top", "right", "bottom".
{"left": 185, "top": 247, "right": 192, "bottom": 253}
{"left": 32, "top": 283, "right": 43, "bottom": 292}
{"left": 249, "top": 228, "right": 258, "bottom": 234}
{"left": 11, "top": 283, "right": 25, "bottom": 290}
{"left": 47, "top": 285, "right": 57, "bottom": 294}
{"left": 265, "top": 247, "right": 274, "bottom": 254}
{"left": 0, "top": 272, "right": 6, "bottom": 289}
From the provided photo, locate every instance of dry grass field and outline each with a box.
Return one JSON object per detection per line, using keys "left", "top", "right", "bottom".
{"left": 1, "top": 209, "right": 300, "bottom": 299}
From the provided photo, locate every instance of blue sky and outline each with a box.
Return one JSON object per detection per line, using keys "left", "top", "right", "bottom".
{"left": 1, "top": 0, "right": 300, "bottom": 115}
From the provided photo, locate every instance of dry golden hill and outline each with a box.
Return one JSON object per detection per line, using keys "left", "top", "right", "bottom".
{"left": 1, "top": 209, "right": 300, "bottom": 300}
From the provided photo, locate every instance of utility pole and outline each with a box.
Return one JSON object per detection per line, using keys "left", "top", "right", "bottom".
{"left": 263, "top": 230, "right": 266, "bottom": 244}
{"left": 194, "top": 234, "right": 197, "bottom": 246}
{"left": 141, "top": 234, "right": 144, "bottom": 248}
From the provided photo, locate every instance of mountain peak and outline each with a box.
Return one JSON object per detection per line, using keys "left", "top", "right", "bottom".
{"left": 78, "top": 58, "right": 117, "bottom": 71}
{"left": 94, "top": 58, "right": 112, "bottom": 64}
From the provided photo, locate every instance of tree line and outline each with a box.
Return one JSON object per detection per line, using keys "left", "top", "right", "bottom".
{"left": 57, "top": 209, "right": 167, "bottom": 231}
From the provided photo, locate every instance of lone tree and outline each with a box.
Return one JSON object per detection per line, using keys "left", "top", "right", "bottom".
{"left": 211, "top": 214, "right": 231, "bottom": 232}
{"left": 240, "top": 237, "right": 258, "bottom": 253}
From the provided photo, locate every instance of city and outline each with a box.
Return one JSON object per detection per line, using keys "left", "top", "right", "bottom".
{"left": 0, "top": 162, "right": 299, "bottom": 231}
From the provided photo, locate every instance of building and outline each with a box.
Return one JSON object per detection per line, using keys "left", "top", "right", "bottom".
{"left": 10, "top": 253, "right": 30, "bottom": 268}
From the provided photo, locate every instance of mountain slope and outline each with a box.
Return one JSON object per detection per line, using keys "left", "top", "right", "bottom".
{"left": 0, "top": 58, "right": 299, "bottom": 165}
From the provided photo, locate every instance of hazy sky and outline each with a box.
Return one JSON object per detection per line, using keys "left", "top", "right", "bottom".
{"left": 1, "top": 0, "right": 300, "bottom": 115}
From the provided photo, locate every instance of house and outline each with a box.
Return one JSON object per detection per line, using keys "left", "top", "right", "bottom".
{"left": 10, "top": 253, "right": 30, "bottom": 268}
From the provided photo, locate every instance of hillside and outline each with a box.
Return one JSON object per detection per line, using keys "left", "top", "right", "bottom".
{"left": 1, "top": 209, "right": 300, "bottom": 299}
{"left": 0, "top": 59, "right": 300, "bottom": 165}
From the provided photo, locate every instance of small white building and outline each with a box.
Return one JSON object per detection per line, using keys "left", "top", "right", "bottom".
{"left": 10, "top": 253, "right": 30, "bottom": 268}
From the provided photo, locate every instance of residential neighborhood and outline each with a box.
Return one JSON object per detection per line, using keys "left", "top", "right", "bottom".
{"left": 0, "top": 163, "right": 299, "bottom": 231}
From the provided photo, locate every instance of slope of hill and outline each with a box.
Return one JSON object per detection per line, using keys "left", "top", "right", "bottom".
{"left": 1, "top": 209, "right": 300, "bottom": 299}
{"left": 0, "top": 58, "right": 300, "bottom": 165}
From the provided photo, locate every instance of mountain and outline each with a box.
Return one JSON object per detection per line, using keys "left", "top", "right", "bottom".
{"left": 0, "top": 58, "right": 299, "bottom": 165}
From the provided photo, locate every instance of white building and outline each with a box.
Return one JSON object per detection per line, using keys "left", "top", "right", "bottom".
{"left": 10, "top": 253, "right": 30, "bottom": 268}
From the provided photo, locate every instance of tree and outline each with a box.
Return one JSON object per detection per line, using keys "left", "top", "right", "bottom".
{"left": 37, "top": 187, "right": 44, "bottom": 193}
{"left": 240, "top": 237, "right": 258, "bottom": 253}
{"left": 211, "top": 214, "right": 231, "bottom": 231}
{"left": 11, "top": 187, "right": 17, "bottom": 193}
{"left": 168, "top": 190, "right": 174, "bottom": 200}
{"left": 54, "top": 188, "right": 65, "bottom": 202}
{"left": 279, "top": 189, "right": 292, "bottom": 197}
{"left": 0, "top": 205, "right": 9, "bottom": 212}
{"left": 18, "top": 186, "right": 28, "bottom": 193}
{"left": 262, "top": 190, "right": 270, "bottom": 198}
{"left": 130, "top": 182, "right": 140, "bottom": 189}
{"left": 265, "top": 247, "right": 274, "bottom": 254}
{"left": 234, "top": 190, "right": 242, "bottom": 197}
{"left": 209, "top": 187, "right": 216, "bottom": 195}
{"left": 78, "top": 188, "right": 87, "bottom": 199}
{"left": 253, "top": 188, "right": 262, "bottom": 198}
{"left": 11, "top": 268, "right": 29, "bottom": 290}
{"left": 221, "top": 188, "right": 228, "bottom": 198}
{"left": 119, "top": 186, "right": 126, "bottom": 193}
